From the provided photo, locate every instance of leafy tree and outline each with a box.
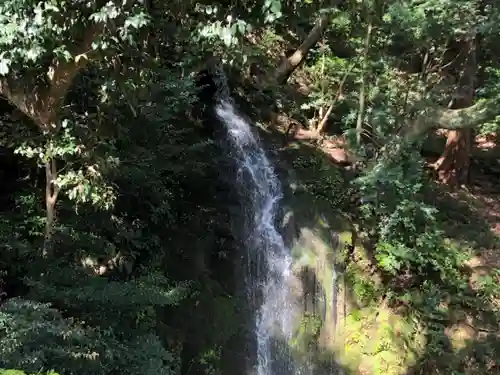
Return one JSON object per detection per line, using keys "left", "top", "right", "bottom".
{"left": 0, "top": 1, "right": 213, "bottom": 374}
{"left": 0, "top": 0, "right": 149, "bottom": 253}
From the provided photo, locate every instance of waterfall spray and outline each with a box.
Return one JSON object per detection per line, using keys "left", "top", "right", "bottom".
{"left": 216, "top": 99, "right": 301, "bottom": 375}
{"left": 207, "top": 62, "right": 341, "bottom": 375}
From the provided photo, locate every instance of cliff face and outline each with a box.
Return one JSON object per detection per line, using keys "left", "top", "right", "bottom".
{"left": 267, "top": 138, "right": 424, "bottom": 375}
{"left": 269, "top": 140, "right": 349, "bottom": 374}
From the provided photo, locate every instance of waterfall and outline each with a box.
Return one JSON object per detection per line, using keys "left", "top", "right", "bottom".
{"left": 216, "top": 99, "right": 302, "bottom": 375}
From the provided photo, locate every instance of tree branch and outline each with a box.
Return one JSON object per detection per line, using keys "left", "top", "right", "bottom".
{"left": 273, "top": 9, "right": 337, "bottom": 84}
{"left": 404, "top": 98, "right": 499, "bottom": 141}
{"left": 0, "top": 23, "right": 102, "bottom": 131}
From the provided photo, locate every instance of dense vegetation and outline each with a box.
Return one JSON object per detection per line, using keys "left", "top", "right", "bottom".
{"left": 0, "top": 0, "right": 499, "bottom": 374}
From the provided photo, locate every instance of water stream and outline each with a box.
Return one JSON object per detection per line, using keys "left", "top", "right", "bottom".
{"left": 216, "top": 99, "right": 302, "bottom": 375}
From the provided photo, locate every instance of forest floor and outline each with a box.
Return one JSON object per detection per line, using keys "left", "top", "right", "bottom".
{"left": 428, "top": 132, "right": 500, "bottom": 268}
{"left": 280, "top": 123, "right": 500, "bottom": 373}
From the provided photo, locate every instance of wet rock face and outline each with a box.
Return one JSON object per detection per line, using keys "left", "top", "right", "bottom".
{"left": 280, "top": 209, "right": 300, "bottom": 249}
{"left": 194, "top": 56, "right": 228, "bottom": 106}
{"left": 193, "top": 68, "right": 220, "bottom": 137}
{"left": 195, "top": 69, "right": 218, "bottom": 105}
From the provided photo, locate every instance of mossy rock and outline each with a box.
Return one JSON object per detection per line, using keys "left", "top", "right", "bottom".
{"left": 334, "top": 306, "right": 426, "bottom": 375}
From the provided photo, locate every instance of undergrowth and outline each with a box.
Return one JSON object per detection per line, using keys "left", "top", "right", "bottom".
{"left": 343, "top": 142, "right": 500, "bottom": 373}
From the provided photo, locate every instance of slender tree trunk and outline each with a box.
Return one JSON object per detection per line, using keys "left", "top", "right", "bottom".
{"left": 274, "top": 13, "right": 331, "bottom": 84}
{"left": 315, "top": 67, "right": 350, "bottom": 134}
{"left": 355, "top": 19, "right": 373, "bottom": 146}
{"left": 43, "top": 158, "right": 59, "bottom": 256}
{"left": 434, "top": 36, "right": 477, "bottom": 188}
{"left": 0, "top": 26, "right": 101, "bottom": 256}
{"left": 0, "top": 27, "right": 101, "bottom": 257}
{"left": 316, "top": 101, "right": 336, "bottom": 135}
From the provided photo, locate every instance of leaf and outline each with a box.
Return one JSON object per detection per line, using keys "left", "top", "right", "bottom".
{"left": 270, "top": 0, "right": 281, "bottom": 15}
{"left": 0, "top": 59, "right": 9, "bottom": 75}
{"left": 221, "top": 27, "right": 233, "bottom": 46}
{"left": 237, "top": 20, "right": 246, "bottom": 34}
{"left": 124, "top": 13, "right": 149, "bottom": 29}
{"left": 75, "top": 53, "right": 88, "bottom": 63}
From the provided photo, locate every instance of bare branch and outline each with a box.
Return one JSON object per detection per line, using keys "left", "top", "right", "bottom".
{"left": 316, "top": 66, "right": 351, "bottom": 134}
{"left": 273, "top": 8, "right": 338, "bottom": 84}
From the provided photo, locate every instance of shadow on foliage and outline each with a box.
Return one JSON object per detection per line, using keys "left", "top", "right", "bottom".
{"left": 265, "top": 335, "right": 353, "bottom": 375}
{"left": 0, "top": 62, "right": 252, "bottom": 374}
{"left": 425, "top": 179, "right": 499, "bottom": 254}
{"left": 404, "top": 332, "right": 500, "bottom": 375}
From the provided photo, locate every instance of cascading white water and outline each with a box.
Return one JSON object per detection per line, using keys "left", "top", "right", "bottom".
{"left": 216, "top": 99, "right": 301, "bottom": 375}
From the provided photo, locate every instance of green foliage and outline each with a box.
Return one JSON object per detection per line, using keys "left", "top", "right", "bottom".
{"left": 346, "top": 267, "right": 379, "bottom": 306}
{"left": 291, "top": 151, "right": 346, "bottom": 207}
{"left": 0, "top": 1, "right": 227, "bottom": 373}
{"left": 351, "top": 125, "right": 500, "bottom": 373}
{"left": 0, "top": 0, "right": 149, "bottom": 75}
{"left": 269, "top": 1, "right": 500, "bottom": 372}
{"left": 0, "top": 370, "right": 58, "bottom": 375}
{"left": 354, "top": 140, "right": 478, "bottom": 295}
{"left": 0, "top": 298, "right": 174, "bottom": 375}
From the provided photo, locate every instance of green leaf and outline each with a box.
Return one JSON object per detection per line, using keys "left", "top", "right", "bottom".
{"left": 0, "top": 59, "right": 9, "bottom": 75}
{"left": 124, "top": 13, "right": 149, "bottom": 29}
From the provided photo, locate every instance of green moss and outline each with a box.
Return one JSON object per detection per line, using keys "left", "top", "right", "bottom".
{"left": 292, "top": 158, "right": 346, "bottom": 208}
{"left": 290, "top": 312, "right": 323, "bottom": 354}
{"left": 344, "top": 261, "right": 381, "bottom": 307}
{"left": 291, "top": 233, "right": 337, "bottom": 310}
{"left": 336, "top": 307, "right": 426, "bottom": 375}
{"left": 282, "top": 143, "right": 435, "bottom": 375}
{"left": 339, "top": 231, "right": 353, "bottom": 245}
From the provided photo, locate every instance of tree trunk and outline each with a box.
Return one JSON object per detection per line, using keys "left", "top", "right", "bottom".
{"left": 433, "top": 35, "right": 477, "bottom": 188}
{"left": 434, "top": 129, "right": 472, "bottom": 186}
{"left": 0, "top": 25, "right": 101, "bottom": 256}
{"left": 316, "top": 100, "right": 335, "bottom": 135}
{"left": 43, "top": 158, "right": 59, "bottom": 256}
{"left": 315, "top": 67, "right": 349, "bottom": 134}
{"left": 355, "top": 19, "right": 373, "bottom": 146}
{"left": 273, "top": 13, "right": 332, "bottom": 84}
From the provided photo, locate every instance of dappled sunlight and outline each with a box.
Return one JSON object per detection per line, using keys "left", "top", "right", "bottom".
{"left": 336, "top": 305, "right": 426, "bottom": 375}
